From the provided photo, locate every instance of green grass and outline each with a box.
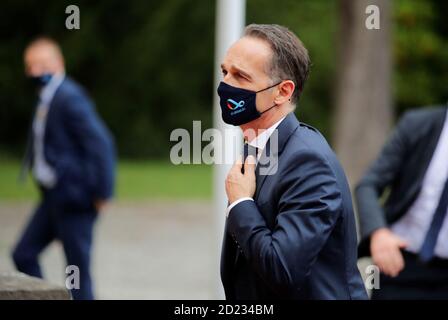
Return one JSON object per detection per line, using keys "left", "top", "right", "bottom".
{"left": 116, "top": 161, "right": 212, "bottom": 200}
{"left": 0, "top": 160, "right": 39, "bottom": 201}
{"left": 0, "top": 159, "right": 212, "bottom": 201}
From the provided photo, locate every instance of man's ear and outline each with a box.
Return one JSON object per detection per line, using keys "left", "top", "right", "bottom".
{"left": 274, "top": 80, "right": 295, "bottom": 105}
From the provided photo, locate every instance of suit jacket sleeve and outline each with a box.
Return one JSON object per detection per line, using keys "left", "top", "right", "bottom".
{"left": 63, "top": 92, "right": 116, "bottom": 200}
{"left": 227, "top": 150, "right": 342, "bottom": 296}
{"left": 355, "top": 111, "right": 412, "bottom": 250}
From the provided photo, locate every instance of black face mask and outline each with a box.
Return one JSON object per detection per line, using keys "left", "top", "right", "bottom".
{"left": 217, "top": 81, "right": 280, "bottom": 126}
{"left": 28, "top": 73, "right": 53, "bottom": 89}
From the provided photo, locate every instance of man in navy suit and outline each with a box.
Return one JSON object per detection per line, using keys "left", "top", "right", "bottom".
{"left": 12, "top": 37, "right": 115, "bottom": 300}
{"left": 356, "top": 106, "right": 448, "bottom": 299}
{"left": 219, "top": 24, "right": 367, "bottom": 299}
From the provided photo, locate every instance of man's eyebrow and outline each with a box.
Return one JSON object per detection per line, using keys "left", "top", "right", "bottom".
{"left": 223, "top": 63, "right": 251, "bottom": 79}
{"left": 234, "top": 66, "right": 252, "bottom": 79}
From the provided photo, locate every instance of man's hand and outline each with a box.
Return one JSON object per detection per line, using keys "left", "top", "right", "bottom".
{"left": 94, "top": 199, "right": 108, "bottom": 212}
{"left": 225, "top": 155, "right": 257, "bottom": 204}
{"left": 370, "top": 227, "right": 408, "bottom": 277}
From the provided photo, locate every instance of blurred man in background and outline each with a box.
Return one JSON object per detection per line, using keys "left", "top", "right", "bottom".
{"left": 12, "top": 37, "right": 115, "bottom": 300}
{"left": 356, "top": 106, "right": 448, "bottom": 299}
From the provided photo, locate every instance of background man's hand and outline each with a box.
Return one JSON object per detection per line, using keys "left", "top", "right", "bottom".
{"left": 225, "top": 155, "right": 256, "bottom": 204}
{"left": 370, "top": 227, "right": 408, "bottom": 277}
{"left": 94, "top": 199, "right": 108, "bottom": 212}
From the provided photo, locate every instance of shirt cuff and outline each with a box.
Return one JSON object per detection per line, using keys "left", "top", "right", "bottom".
{"left": 226, "top": 197, "right": 254, "bottom": 217}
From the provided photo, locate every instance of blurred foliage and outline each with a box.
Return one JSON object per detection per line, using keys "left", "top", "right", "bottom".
{"left": 393, "top": 0, "right": 448, "bottom": 113}
{"left": 0, "top": 0, "right": 216, "bottom": 158}
{"left": 1, "top": 0, "right": 448, "bottom": 159}
{"left": 246, "top": 0, "right": 337, "bottom": 143}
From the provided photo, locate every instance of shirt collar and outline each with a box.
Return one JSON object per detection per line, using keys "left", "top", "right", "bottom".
{"left": 248, "top": 116, "right": 286, "bottom": 151}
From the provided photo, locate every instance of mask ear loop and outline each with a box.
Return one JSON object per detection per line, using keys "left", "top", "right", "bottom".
{"left": 257, "top": 81, "right": 283, "bottom": 114}
{"left": 260, "top": 103, "right": 277, "bottom": 115}
{"left": 255, "top": 81, "right": 282, "bottom": 93}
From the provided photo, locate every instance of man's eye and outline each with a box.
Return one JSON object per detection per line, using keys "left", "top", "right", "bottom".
{"left": 236, "top": 73, "right": 247, "bottom": 80}
{"left": 221, "top": 69, "right": 227, "bottom": 76}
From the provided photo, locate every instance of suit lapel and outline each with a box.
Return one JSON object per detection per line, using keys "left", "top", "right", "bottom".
{"left": 225, "top": 112, "right": 301, "bottom": 272}
{"left": 254, "top": 141, "right": 277, "bottom": 200}
{"left": 254, "top": 112, "right": 300, "bottom": 200}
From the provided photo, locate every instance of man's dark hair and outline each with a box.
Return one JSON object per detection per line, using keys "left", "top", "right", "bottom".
{"left": 244, "top": 24, "right": 310, "bottom": 104}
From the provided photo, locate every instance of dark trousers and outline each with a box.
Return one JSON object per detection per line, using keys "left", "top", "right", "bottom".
{"left": 372, "top": 250, "right": 448, "bottom": 300}
{"left": 11, "top": 198, "right": 98, "bottom": 300}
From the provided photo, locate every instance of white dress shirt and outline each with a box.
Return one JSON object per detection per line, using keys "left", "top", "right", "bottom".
{"left": 226, "top": 116, "right": 286, "bottom": 217}
{"left": 32, "top": 73, "right": 65, "bottom": 188}
{"left": 391, "top": 112, "right": 448, "bottom": 258}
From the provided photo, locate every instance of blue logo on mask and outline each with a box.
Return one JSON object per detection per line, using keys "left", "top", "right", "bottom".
{"left": 226, "top": 99, "right": 245, "bottom": 110}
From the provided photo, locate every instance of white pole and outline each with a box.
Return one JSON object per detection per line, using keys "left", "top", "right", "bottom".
{"left": 212, "top": 0, "right": 245, "bottom": 299}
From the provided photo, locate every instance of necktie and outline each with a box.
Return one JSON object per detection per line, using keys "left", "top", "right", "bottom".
{"left": 419, "top": 177, "right": 448, "bottom": 262}
{"left": 233, "top": 141, "right": 258, "bottom": 266}
{"left": 242, "top": 141, "right": 258, "bottom": 174}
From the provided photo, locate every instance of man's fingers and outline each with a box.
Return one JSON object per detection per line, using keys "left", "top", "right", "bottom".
{"left": 390, "top": 238, "right": 406, "bottom": 276}
{"left": 395, "top": 250, "right": 405, "bottom": 273}
{"left": 244, "top": 155, "right": 256, "bottom": 174}
{"left": 381, "top": 248, "right": 405, "bottom": 277}
{"left": 230, "top": 155, "right": 244, "bottom": 174}
{"left": 388, "top": 250, "right": 401, "bottom": 277}
{"left": 236, "top": 154, "right": 243, "bottom": 166}
{"left": 391, "top": 248, "right": 405, "bottom": 275}
{"left": 374, "top": 250, "right": 396, "bottom": 277}
{"left": 375, "top": 254, "right": 391, "bottom": 276}
{"left": 397, "top": 238, "right": 408, "bottom": 249}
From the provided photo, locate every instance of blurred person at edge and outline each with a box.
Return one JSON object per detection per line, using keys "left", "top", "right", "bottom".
{"left": 12, "top": 37, "right": 116, "bottom": 300}
{"left": 356, "top": 105, "right": 448, "bottom": 299}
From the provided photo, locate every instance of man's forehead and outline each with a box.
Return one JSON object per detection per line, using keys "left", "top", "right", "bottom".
{"left": 223, "top": 37, "right": 272, "bottom": 75}
{"left": 25, "top": 43, "right": 61, "bottom": 59}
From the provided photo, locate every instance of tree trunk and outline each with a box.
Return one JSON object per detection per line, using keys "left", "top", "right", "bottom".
{"left": 334, "top": 0, "right": 393, "bottom": 187}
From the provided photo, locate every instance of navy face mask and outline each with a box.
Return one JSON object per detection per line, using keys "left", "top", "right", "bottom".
{"left": 28, "top": 73, "right": 53, "bottom": 89}
{"left": 217, "top": 81, "right": 281, "bottom": 126}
